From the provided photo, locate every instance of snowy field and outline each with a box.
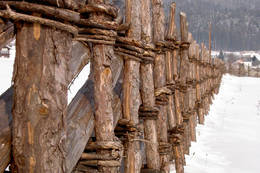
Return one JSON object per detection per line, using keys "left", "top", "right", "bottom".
{"left": 185, "top": 74, "right": 260, "bottom": 173}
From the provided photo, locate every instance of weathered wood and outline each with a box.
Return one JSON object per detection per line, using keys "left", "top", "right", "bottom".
{"left": 66, "top": 52, "right": 123, "bottom": 173}
{"left": 11, "top": 22, "right": 72, "bottom": 172}
{"left": 0, "top": 21, "right": 14, "bottom": 50}
{"left": 0, "top": 87, "right": 12, "bottom": 172}
{"left": 166, "top": 3, "right": 177, "bottom": 131}
{"left": 140, "top": 0, "right": 160, "bottom": 171}
{"left": 79, "top": 3, "right": 118, "bottom": 18}
{"left": 151, "top": 0, "right": 170, "bottom": 170}
{"left": 80, "top": 1, "right": 120, "bottom": 172}
{"left": 0, "top": 6, "right": 78, "bottom": 36}
{"left": 122, "top": 0, "right": 142, "bottom": 172}
{"left": 0, "top": 41, "right": 90, "bottom": 173}
{"left": 0, "top": 1, "right": 80, "bottom": 23}
{"left": 166, "top": 3, "right": 177, "bottom": 41}
{"left": 179, "top": 11, "right": 189, "bottom": 165}
{"left": 16, "top": 0, "right": 86, "bottom": 10}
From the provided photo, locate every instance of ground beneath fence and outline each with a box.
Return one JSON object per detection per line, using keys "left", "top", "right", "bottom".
{"left": 185, "top": 74, "right": 260, "bottom": 173}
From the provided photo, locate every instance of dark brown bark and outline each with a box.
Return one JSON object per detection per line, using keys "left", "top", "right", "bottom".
{"left": 140, "top": 0, "right": 160, "bottom": 171}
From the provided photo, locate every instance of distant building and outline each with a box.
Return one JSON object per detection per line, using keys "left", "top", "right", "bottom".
{"left": 252, "top": 56, "right": 260, "bottom": 67}
{"left": 0, "top": 46, "right": 11, "bottom": 58}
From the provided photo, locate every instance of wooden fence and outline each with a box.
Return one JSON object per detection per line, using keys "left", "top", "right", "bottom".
{"left": 0, "top": 0, "right": 225, "bottom": 173}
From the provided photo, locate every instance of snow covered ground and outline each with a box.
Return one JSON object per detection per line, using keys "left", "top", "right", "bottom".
{"left": 185, "top": 74, "right": 260, "bottom": 173}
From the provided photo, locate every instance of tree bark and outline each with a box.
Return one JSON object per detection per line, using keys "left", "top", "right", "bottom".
{"left": 12, "top": 22, "right": 72, "bottom": 172}
{"left": 0, "top": 40, "right": 90, "bottom": 173}
{"left": 166, "top": 3, "right": 177, "bottom": 131}
{"left": 122, "top": 0, "right": 142, "bottom": 172}
{"left": 179, "top": 11, "right": 189, "bottom": 165}
{"left": 0, "top": 21, "right": 14, "bottom": 50}
{"left": 151, "top": 0, "right": 170, "bottom": 170}
{"left": 140, "top": 0, "right": 160, "bottom": 171}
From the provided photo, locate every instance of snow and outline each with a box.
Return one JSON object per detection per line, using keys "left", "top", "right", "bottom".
{"left": 0, "top": 41, "right": 15, "bottom": 95}
{"left": 185, "top": 74, "right": 260, "bottom": 173}
{"left": 68, "top": 64, "right": 90, "bottom": 103}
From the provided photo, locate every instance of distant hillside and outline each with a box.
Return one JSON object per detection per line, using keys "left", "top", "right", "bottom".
{"left": 113, "top": 0, "right": 260, "bottom": 51}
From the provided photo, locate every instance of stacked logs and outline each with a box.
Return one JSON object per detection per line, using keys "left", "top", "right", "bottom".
{"left": 0, "top": 0, "right": 225, "bottom": 173}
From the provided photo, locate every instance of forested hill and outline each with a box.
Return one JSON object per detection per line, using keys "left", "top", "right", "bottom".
{"left": 113, "top": 0, "right": 260, "bottom": 51}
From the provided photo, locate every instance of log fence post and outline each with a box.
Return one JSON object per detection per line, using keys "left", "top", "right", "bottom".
{"left": 140, "top": 0, "right": 160, "bottom": 172}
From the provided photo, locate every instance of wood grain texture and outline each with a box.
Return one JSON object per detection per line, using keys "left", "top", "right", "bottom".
{"left": 140, "top": 0, "right": 160, "bottom": 170}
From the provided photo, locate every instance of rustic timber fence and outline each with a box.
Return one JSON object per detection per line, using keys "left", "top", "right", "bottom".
{"left": 0, "top": 0, "right": 225, "bottom": 173}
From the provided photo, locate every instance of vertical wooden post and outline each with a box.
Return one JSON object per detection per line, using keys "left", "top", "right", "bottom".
{"left": 12, "top": 22, "right": 72, "bottom": 172}
{"left": 195, "top": 44, "right": 203, "bottom": 124}
{"left": 166, "top": 2, "right": 177, "bottom": 131}
{"left": 123, "top": 0, "right": 142, "bottom": 172}
{"left": 80, "top": 1, "right": 122, "bottom": 172}
{"left": 179, "top": 12, "right": 190, "bottom": 156}
{"left": 170, "top": 8, "right": 185, "bottom": 172}
{"left": 187, "top": 34, "right": 197, "bottom": 142}
{"left": 151, "top": 0, "right": 170, "bottom": 170}
{"left": 140, "top": 0, "right": 160, "bottom": 171}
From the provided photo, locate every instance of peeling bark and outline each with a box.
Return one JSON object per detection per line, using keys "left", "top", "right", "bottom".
{"left": 140, "top": 0, "right": 160, "bottom": 171}
{"left": 0, "top": 40, "right": 90, "bottom": 173}
{"left": 12, "top": 22, "right": 72, "bottom": 172}
{"left": 151, "top": 0, "right": 170, "bottom": 170}
{"left": 122, "top": 0, "right": 142, "bottom": 172}
{"left": 0, "top": 21, "right": 14, "bottom": 50}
